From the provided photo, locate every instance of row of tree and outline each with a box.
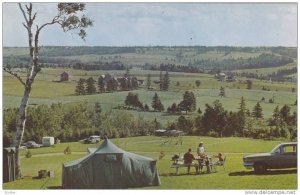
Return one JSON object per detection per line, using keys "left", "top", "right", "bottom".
{"left": 236, "top": 67, "right": 297, "bottom": 82}
{"left": 171, "top": 98, "right": 296, "bottom": 140}
{"left": 3, "top": 103, "right": 157, "bottom": 147}
{"left": 75, "top": 75, "right": 139, "bottom": 95}
{"left": 190, "top": 53, "right": 293, "bottom": 70}
{"left": 124, "top": 91, "right": 197, "bottom": 114}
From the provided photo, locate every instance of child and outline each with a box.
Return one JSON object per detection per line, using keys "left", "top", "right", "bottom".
{"left": 214, "top": 153, "right": 224, "bottom": 165}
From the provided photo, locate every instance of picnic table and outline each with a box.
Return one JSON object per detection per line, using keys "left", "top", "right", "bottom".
{"left": 170, "top": 155, "right": 215, "bottom": 175}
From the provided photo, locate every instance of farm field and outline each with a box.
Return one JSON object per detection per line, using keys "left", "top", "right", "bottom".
{"left": 3, "top": 136, "right": 297, "bottom": 189}
{"left": 3, "top": 68, "right": 297, "bottom": 122}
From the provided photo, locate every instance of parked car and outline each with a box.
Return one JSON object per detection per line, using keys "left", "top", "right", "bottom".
{"left": 23, "top": 141, "right": 42, "bottom": 149}
{"left": 243, "top": 142, "right": 297, "bottom": 173}
{"left": 83, "top": 135, "right": 100, "bottom": 144}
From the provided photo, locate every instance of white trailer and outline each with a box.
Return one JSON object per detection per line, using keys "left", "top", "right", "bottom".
{"left": 42, "top": 137, "right": 55, "bottom": 147}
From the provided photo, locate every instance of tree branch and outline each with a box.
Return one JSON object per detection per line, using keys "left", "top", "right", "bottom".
{"left": 18, "top": 3, "right": 29, "bottom": 24}
{"left": 3, "top": 68, "right": 26, "bottom": 86}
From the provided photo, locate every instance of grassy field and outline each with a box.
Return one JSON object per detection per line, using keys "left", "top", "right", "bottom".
{"left": 3, "top": 136, "right": 297, "bottom": 189}
{"left": 3, "top": 68, "right": 297, "bottom": 122}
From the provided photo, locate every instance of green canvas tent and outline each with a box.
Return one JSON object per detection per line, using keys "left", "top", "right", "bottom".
{"left": 62, "top": 138, "right": 161, "bottom": 189}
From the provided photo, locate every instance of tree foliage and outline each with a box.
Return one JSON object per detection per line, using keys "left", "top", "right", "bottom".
{"left": 178, "top": 91, "right": 196, "bottom": 114}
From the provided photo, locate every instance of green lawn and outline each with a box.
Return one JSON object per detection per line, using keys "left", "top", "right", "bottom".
{"left": 3, "top": 136, "right": 297, "bottom": 189}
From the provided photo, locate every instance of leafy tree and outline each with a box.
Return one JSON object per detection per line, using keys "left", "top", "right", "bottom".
{"left": 177, "top": 116, "right": 194, "bottom": 134}
{"left": 98, "top": 76, "right": 105, "bottom": 93}
{"left": 195, "top": 80, "right": 201, "bottom": 87}
{"left": 219, "top": 86, "right": 226, "bottom": 97}
{"left": 4, "top": 3, "right": 92, "bottom": 178}
{"left": 75, "top": 78, "right": 86, "bottom": 95}
{"left": 152, "top": 93, "right": 164, "bottom": 112}
{"left": 201, "top": 100, "right": 227, "bottom": 137}
{"left": 146, "top": 74, "right": 151, "bottom": 89}
{"left": 251, "top": 102, "right": 263, "bottom": 118}
{"left": 178, "top": 91, "right": 196, "bottom": 114}
{"left": 86, "top": 77, "right": 96, "bottom": 94}
{"left": 131, "top": 77, "right": 139, "bottom": 89}
{"left": 246, "top": 80, "right": 253, "bottom": 89}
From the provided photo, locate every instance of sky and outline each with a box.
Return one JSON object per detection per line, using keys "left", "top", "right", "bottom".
{"left": 2, "top": 2, "right": 298, "bottom": 47}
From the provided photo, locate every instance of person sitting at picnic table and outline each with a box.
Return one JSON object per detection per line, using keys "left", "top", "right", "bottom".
{"left": 213, "top": 153, "right": 224, "bottom": 165}
{"left": 197, "top": 142, "right": 211, "bottom": 173}
{"left": 183, "top": 148, "right": 196, "bottom": 174}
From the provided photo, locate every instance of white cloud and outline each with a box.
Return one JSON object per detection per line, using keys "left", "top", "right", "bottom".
{"left": 3, "top": 2, "right": 297, "bottom": 47}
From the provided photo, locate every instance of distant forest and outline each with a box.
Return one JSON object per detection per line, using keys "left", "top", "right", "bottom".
{"left": 4, "top": 46, "right": 296, "bottom": 73}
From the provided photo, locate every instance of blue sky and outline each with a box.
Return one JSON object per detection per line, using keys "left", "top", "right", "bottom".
{"left": 2, "top": 3, "right": 297, "bottom": 47}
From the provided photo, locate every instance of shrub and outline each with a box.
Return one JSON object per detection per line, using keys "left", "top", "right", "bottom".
{"left": 159, "top": 151, "right": 165, "bottom": 160}
{"left": 64, "top": 146, "right": 71, "bottom": 155}
{"left": 25, "top": 150, "right": 32, "bottom": 158}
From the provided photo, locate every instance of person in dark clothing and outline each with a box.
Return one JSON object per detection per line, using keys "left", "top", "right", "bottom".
{"left": 183, "top": 148, "right": 196, "bottom": 174}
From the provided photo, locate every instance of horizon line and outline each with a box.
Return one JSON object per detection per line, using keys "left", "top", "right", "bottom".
{"left": 3, "top": 45, "right": 298, "bottom": 48}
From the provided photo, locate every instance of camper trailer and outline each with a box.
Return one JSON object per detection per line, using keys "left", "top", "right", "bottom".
{"left": 42, "top": 137, "right": 55, "bottom": 147}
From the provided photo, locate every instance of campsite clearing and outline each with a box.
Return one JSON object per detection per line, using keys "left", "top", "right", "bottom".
{"left": 3, "top": 136, "right": 297, "bottom": 189}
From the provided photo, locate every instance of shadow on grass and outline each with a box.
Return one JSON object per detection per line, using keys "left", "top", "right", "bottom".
{"left": 229, "top": 169, "right": 297, "bottom": 176}
{"left": 47, "top": 186, "right": 63, "bottom": 189}
{"left": 160, "top": 172, "right": 211, "bottom": 177}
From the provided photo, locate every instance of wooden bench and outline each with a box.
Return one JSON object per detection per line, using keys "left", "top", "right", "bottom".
{"left": 170, "top": 162, "right": 199, "bottom": 175}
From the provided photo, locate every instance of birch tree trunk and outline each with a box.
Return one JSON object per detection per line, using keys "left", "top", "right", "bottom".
{"left": 6, "top": 2, "right": 92, "bottom": 179}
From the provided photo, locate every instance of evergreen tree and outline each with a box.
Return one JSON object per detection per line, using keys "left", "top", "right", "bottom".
{"left": 197, "top": 108, "right": 202, "bottom": 114}
{"left": 86, "top": 77, "right": 96, "bottom": 94}
{"left": 75, "top": 78, "right": 86, "bottom": 95}
{"left": 219, "top": 86, "right": 226, "bottom": 97}
{"left": 146, "top": 74, "right": 151, "bottom": 89}
{"left": 252, "top": 102, "right": 263, "bottom": 118}
{"left": 238, "top": 96, "right": 247, "bottom": 136}
{"left": 279, "top": 104, "right": 291, "bottom": 124}
{"left": 159, "top": 71, "right": 163, "bottom": 90}
{"left": 112, "top": 78, "right": 118, "bottom": 91}
{"left": 152, "top": 93, "right": 164, "bottom": 112}
{"left": 195, "top": 80, "right": 201, "bottom": 87}
{"left": 106, "top": 79, "right": 114, "bottom": 92}
{"left": 167, "top": 103, "right": 179, "bottom": 114}
{"left": 125, "top": 92, "right": 143, "bottom": 109}
{"left": 162, "top": 71, "right": 170, "bottom": 91}
{"left": 144, "top": 104, "right": 149, "bottom": 111}
{"left": 98, "top": 76, "right": 105, "bottom": 93}
{"left": 178, "top": 91, "right": 196, "bottom": 114}
{"left": 269, "top": 105, "right": 280, "bottom": 126}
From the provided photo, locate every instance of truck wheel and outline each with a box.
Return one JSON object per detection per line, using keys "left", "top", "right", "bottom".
{"left": 254, "top": 162, "right": 267, "bottom": 174}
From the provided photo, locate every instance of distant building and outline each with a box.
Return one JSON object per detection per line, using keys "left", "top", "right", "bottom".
{"left": 154, "top": 129, "right": 167, "bottom": 136}
{"left": 60, "top": 72, "right": 69, "bottom": 82}
{"left": 138, "top": 79, "right": 144, "bottom": 85}
{"left": 214, "top": 72, "right": 227, "bottom": 81}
